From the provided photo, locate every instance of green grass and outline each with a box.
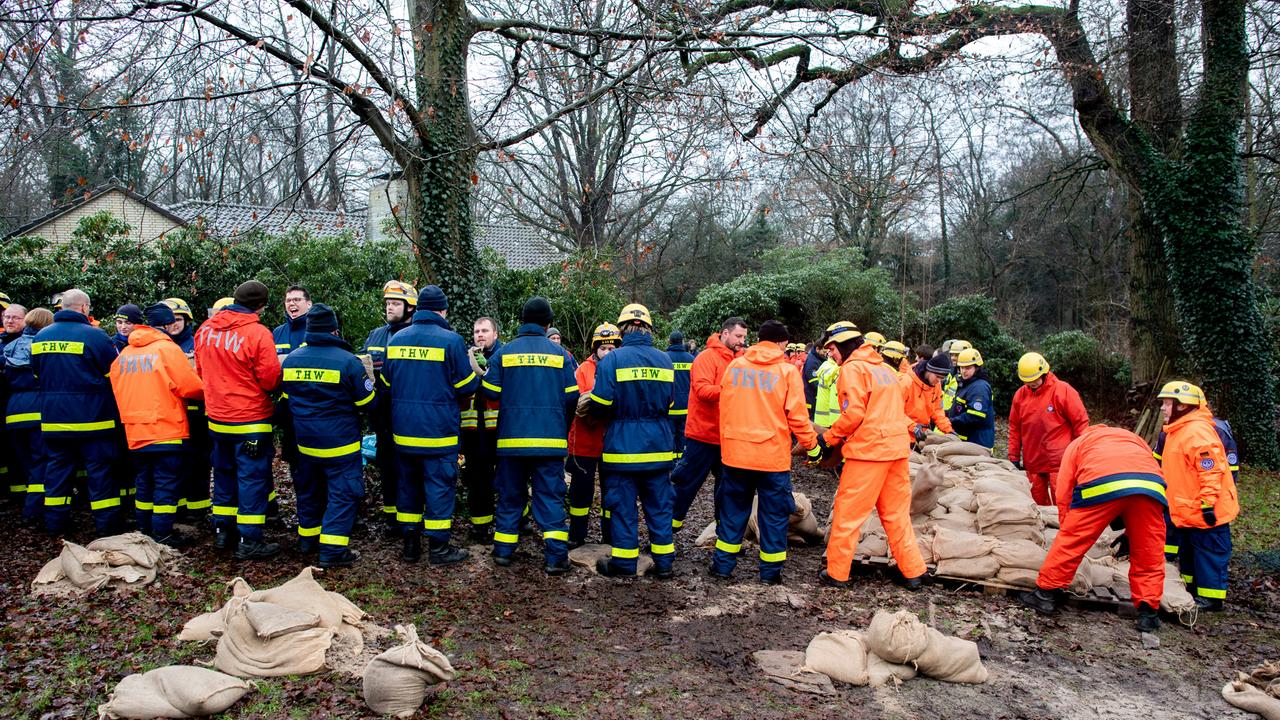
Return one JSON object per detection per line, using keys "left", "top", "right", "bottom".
{"left": 1235, "top": 467, "right": 1280, "bottom": 563}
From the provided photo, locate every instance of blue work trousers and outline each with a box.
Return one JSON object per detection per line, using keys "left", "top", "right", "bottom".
{"left": 397, "top": 453, "right": 459, "bottom": 544}
{"left": 1177, "top": 523, "right": 1231, "bottom": 601}
{"left": 602, "top": 469, "right": 675, "bottom": 575}
{"left": 133, "top": 449, "right": 183, "bottom": 538}
{"left": 493, "top": 456, "right": 568, "bottom": 565}
{"left": 43, "top": 434, "right": 118, "bottom": 534}
{"left": 670, "top": 437, "right": 723, "bottom": 528}
{"left": 210, "top": 431, "right": 274, "bottom": 541}
{"left": 567, "top": 454, "right": 610, "bottom": 545}
{"left": 710, "top": 467, "right": 793, "bottom": 582}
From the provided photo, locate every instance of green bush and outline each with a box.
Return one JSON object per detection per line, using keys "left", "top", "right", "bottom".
{"left": 1039, "top": 330, "right": 1130, "bottom": 415}
{"left": 917, "top": 294, "right": 1026, "bottom": 414}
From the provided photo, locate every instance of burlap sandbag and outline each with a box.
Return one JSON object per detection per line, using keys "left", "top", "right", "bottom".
{"left": 986, "top": 523, "right": 1045, "bottom": 544}
{"left": 937, "top": 487, "right": 978, "bottom": 513}
{"left": 1160, "top": 563, "right": 1196, "bottom": 613}
{"left": 857, "top": 533, "right": 888, "bottom": 558}
{"left": 87, "top": 533, "right": 166, "bottom": 568}
{"left": 803, "top": 630, "right": 869, "bottom": 686}
{"left": 972, "top": 476, "right": 1032, "bottom": 498}
{"left": 178, "top": 578, "right": 254, "bottom": 642}
{"left": 1222, "top": 680, "right": 1280, "bottom": 720}
{"left": 913, "top": 627, "right": 988, "bottom": 684}
{"left": 362, "top": 624, "right": 456, "bottom": 717}
{"left": 920, "top": 432, "right": 961, "bottom": 448}
{"left": 928, "top": 509, "right": 979, "bottom": 533}
{"left": 248, "top": 567, "right": 361, "bottom": 631}
{"left": 976, "top": 494, "right": 1041, "bottom": 530}
{"left": 910, "top": 461, "right": 945, "bottom": 516}
{"left": 97, "top": 666, "right": 253, "bottom": 719}
{"left": 567, "top": 544, "right": 655, "bottom": 575}
{"left": 1038, "top": 506, "right": 1060, "bottom": 529}
{"left": 943, "top": 455, "right": 1011, "bottom": 470}
{"left": 927, "top": 440, "right": 990, "bottom": 458}
{"left": 1069, "top": 557, "right": 1093, "bottom": 595}
{"left": 865, "top": 610, "right": 929, "bottom": 664}
{"left": 992, "top": 540, "right": 1048, "bottom": 570}
{"left": 745, "top": 492, "right": 822, "bottom": 545}
{"left": 996, "top": 566, "right": 1040, "bottom": 588}
{"left": 214, "top": 597, "right": 333, "bottom": 678}
{"left": 916, "top": 534, "right": 936, "bottom": 564}
{"left": 866, "top": 652, "right": 918, "bottom": 686}
{"left": 753, "top": 650, "right": 837, "bottom": 695}
{"left": 936, "top": 555, "right": 1001, "bottom": 580}
{"left": 930, "top": 527, "right": 998, "bottom": 561}
{"left": 694, "top": 522, "right": 717, "bottom": 547}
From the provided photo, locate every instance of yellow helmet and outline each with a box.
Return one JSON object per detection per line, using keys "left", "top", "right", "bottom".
{"left": 881, "top": 340, "right": 908, "bottom": 360}
{"left": 382, "top": 280, "right": 418, "bottom": 305}
{"left": 0, "top": 291, "right": 10, "bottom": 310}
{"left": 592, "top": 322, "right": 621, "bottom": 347}
{"left": 863, "top": 331, "right": 886, "bottom": 348}
{"left": 956, "top": 348, "right": 984, "bottom": 367}
{"left": 948, "top": 339, "right": 973, "bottom": 354}
{"left": 825, "top": 321, "right": 861, "bottom": 345}
{"left": 617, "top": 303, "right": 653, "bottom": 327}
{"left": 161, "top": 297, "right": 193, "bottom": 320}
{"left": 1157, "top": 381, "right": 1206, "bottom": 406}
{"left": 1017, "top": 352, "right": 1050, "bottom": 382}
{"left": 212, "top": 297, "right": 235, "bottom": 311}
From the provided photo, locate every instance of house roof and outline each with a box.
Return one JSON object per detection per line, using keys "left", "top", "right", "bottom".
{"left": 3, "top": 184, "right": 188, "bottom": 240}
{"left": 475, "top": 223, "right": 563, "bottom": 270}
{"left": 166, "top": 199, "right": 364, "bottom": 240}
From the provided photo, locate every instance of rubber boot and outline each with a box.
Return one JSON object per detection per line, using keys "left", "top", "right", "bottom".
{"left": 320, "top": 549, "right": 360, "bottom": 569}
{"left": 1194, "top": 596, "right": 1224, "bottom": 612}
{"left": 817, "top": 569, "right": 850, "bottom": 588}
{"left": 401, "top": 533, "right": 422, "bottom": 563}
{"left": 544, "top": 557, "right": 571, "bottom": 576}
{"left": 213, "top": 526, "right": 238, "bottom": 551}
{"left": 235, "top": 539, "right": 282, "bottom": 561}
{"left": 428, "top": 541, "right": 469, "bottom": 566}
{"left": 1136, "top": 604, "right": 1161, "bottom": 633}
{"left": 596, "top": 556, "right": 635, "bottom": 578}
{"left": 1018, "top": 588, "right": 1063, "bottom": 615}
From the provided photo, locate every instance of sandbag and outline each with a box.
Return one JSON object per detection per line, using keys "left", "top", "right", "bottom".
{"left": 972, "top": 476, "right": 1032, "bottom": 498}
{"left": 928, "top": 510, "right": 979, "bottom": 533}
{"left": 930, "top": 527, "right": 998, "bottom": 561}
{"left": 911, "top": 461, "right": 945, "bottom": 516}
{"left": 245, "top": 601, "right": 321, "bottom": 639}
{"left": 866, "top": 651, "right": 917, "bottom": 686}
{"left": 1160, "top": 563, "right": 1196, "bottom": 613}
{"left": 97, "top": 666, "right": 253, "bottom": 719}
{"left": 803, "top": 630, "right": 869, "bottom": 686}
{"left": 944, "top": 455, "right": 1013, "bottom": 471}
{"left": 976, "top": 494, "right": 1040, "bottom": 530}
{"left": 937, "top": 487, "right": 977, "bottom": 513}
{"left": 865, "top": 610, "right": 929, "bottom": 664}
{"left": 567, "top": 543, "right": 655, "bottom": 575}
{"left": 177, "top": 577, "right": 255, "bottom": 641}
{"left": 362, "top": 624, "right": 456, "bottom": 717}
{"left": 1038, "top": 505, "right": 1060, "bottom": 528}
{"left": 694, "top": 522, "right": 717, "bottom": 547}
{"left": 34, "top": 535, "right": 172, "bottom": 597}
{"left": 996, "top": 566, "right": 1040, "bottom": 588}
{"left": 992, "top": 540, "right": 1048, "bottom": 570}
{"left": 788, "top": 493, "right": 824, "bottom": 544}
{"left": 935, "top": 555, "right": 1001, "bottom": 580}
{"left": 214, "top": 597, "right": 333, "bottom": 678}
{"left": 857, "top": 533, "right": 888, "bottom": 558}
{"left": 912, "top": 627, "right": 988, "bottom": 684}
{"left": 248, "top": 567, "right": 360, "bottom": 631}
{"left": 928, "top": 440, "right": 990, "bottom": 458}
{"left": 1069, "top": 557, "right": 1093, "bottom": 595}
{"left": 986, "top": 523, "right": 1045, "bottom": 544}
{"left": 1222, "top": 680, "right": 1280, "bottom": 720}
{"left": 916, "top": 534, "right": 936, "bottom": 565}
{"left": 87, "top": 534, "right": 165, "bottom": 568}
{"left": 920, "top": 432, "right": 961, "bottom": 448}
{"left": 753, "top": 650, "right": 837, "bottom": 695}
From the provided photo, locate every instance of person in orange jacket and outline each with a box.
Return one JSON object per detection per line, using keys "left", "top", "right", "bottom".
{"left": 670, "top": 316, "right": 748, "bottom": 530}
{"left": 710, "top": 321, "right": 818, "bottom": 584}
{"left": 817, "top": 325, "right": 929, "bottom": 590}
{"left": 899, "top": 352, "right": 954, "bottom": 442}
{"left": 1007, "top": 352, "right": 1089, "bottom": 506}
{"left": 566, "top": 322, "right": 620, "bottom": 546}
{"left": 110, "top": 304, "right": 205, "bottom": 546}
{"left": 1018, "top": 425, "right": 1166, "bottom": 632}
{"left": 1156, "top": 381, "right": 1238, "bottom": 611}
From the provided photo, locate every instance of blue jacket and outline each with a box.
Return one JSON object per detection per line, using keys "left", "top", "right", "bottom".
{"left": 1154, "top": 417, "right": 1239, "bottom": 482}
{"left": 362, "top": 317, "right": 413, "bottom": 433}
{"left": 382, "top": 311, "right": 478, "bottom": 456}
{"left": 170, "top": 325, "right": 196, "bottom": 354}
{"left": 281, "top": 333, "right": 376, "bottom": 460}
{"left": 31, "top": 310, "right": 119, "bottom": 436}
{"left": 948, "top": 369, "right": 995, "bottom": 448}
{"left": 273, "top": 314, "right": 307, "bottom": 358}
{"left": 802, "top": 348, "right": 824, "bottom": 418}
{"left": 4, "top": 326, "right": 42, "bottom": 429}
{"left": 589, "top": 331, "right": 675, "bottom": 472}
{"left": 480, "top": 324, "right": 578, "bottom": 457}
{"left": 666, "top": 343, "right": 695, "bottom": 420}
{"left": 112, "top": 333, "right": 130, "bottom": 352}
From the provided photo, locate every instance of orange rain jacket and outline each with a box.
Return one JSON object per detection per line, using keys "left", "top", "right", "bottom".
{"left": 822, "top": 344, "right": 911, "bottom": 462}
{"left": 718, "top": 343, "right": 816, "bottom": 471}
{"left": 684, "top": 333, "right": 741, "bottom": 445}
{"left": 1160, "top": 406, "right": 1239, "bottom": 529}
{"left": 899, "top": 364, "right": 953, "bottom": 436}
{"left": 110, "top": 326, "right": 205, "bottom": 450}
{"left": 1007, "top": 372, "right": 1089, "bottom": 473}
{"left": 567, "top": 353, "right": 606, "bottom": 458}
{"left": 1054, "top": 425, "right": 1166, "bottom": 521}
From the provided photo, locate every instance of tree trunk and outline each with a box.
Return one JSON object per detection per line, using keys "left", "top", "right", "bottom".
{"left": 408, "top": 0, "right": 487, "bottom": 327}
{"left": 1126, "top": 193, "right": 1180, "bottom": 383}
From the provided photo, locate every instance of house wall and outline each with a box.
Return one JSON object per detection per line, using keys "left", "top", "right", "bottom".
{"left": 22, "top": 190, "right": 182, "bottom": 245}
{"left": 366, "top": 179, "right": 409, "bottom": 243}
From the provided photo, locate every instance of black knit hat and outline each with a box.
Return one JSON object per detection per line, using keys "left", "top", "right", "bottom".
{"left": 143, "top": 303, "right": 175, "bottom": 327}
{"left": 417, "top": 285, "right": 448, "bottom": 312}
{"left": 925, "top": 352, "right": 954, "bottom": 375}
{"left": 233, "top": 280, "right": 269, "bottom": 310}
{"left": 758, "top": 320, "right": 790, "bottom": 343}
{"left": 668, "top": 331, "right": 685, "bottom": 345}
{"left": 521, "top": 296, "right": 554, "bottom": 326}
{"left": 115, "top": 304, "right": 145, "bottom": 324}
{"left": 306, "top": 303, "right": 339, "bottom": 334}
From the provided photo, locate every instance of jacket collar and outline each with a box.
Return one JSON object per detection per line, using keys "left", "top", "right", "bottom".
{"left": 127, "top": 325, "right": 172, "bottom": 347}
{"left": 53, "top": 309, "right": 90, "bottom": 324}
{"left": 744, "top": 343, "right": 784, "bottom": 364}
{"left": 516, "top": 323, "right": 547, "bottom": 337}
{"left": 483, "top": 338, "right": 503, "bottom": 358}
{"left": 287, "top": 313, "right": 307, "bottom": 330}
{"left": 704, "top": 332, "right": 736, "bottom": 359}
{"left": 412, "top": 310, "right": 452, "bottom": 331}
{"left": 842, "top": 343, "right": 882, "bottom": 367}
{"left": 666, "top": 343, "right": 686, "bottom": 353}
{"left": 1027, "top": 372, "right": 1058, "bottom": 395}
{"left": 1163, "top": 404, "right": 1213, "bottom": 433}
{"left": 622, "top": 331, "right": 653, "bottom": 347}
{"left": 303, "top": 332, "right": 352, "bottom": 351}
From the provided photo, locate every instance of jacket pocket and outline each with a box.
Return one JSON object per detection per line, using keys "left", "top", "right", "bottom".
{"left": 722, "top": 424, "right": 773, "bottom": 444}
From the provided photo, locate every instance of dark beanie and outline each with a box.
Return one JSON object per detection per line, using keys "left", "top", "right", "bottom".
{"left": 233, "top": 280, "right": 269, "bottom": 310}
{"left": 521, "top": 296, "right": 554, "bottom": 326}
{"left": 547, "top": 327, "right": 562, "bottom": 338}
{"left": 144, "top": 303, "right": 175, "bottom": 327}
{"left": 417, "top": 285, "right": 448, "bottom": 312}
{"left": 306, "top": 303, "right": 339, "bottom": 334}
{"left": 926, "top": 352, "right": 954, "bottom": 375}
{"left": 669, "top": 331, "right": 685, "bottom": 345}
{"left": 758, "top": 320, "right": 789, "bottom": 343}
{"left": 115, "top": 304, "right": 145, "bottom": 324}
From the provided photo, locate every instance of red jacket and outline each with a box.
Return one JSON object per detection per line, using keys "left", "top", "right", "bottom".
{"left": 719, "top": 344, "right": 816, "bottom": 471}
{"left": 110, "top": 326, "right": 204, "bottom": 450}
{"left": 567, "top": 354, "right": 606, "bottom": 458}
{"left": 683, "top": 333, "right": 740, "bottom": 445}
{"left": 194, "top": 306, "right": 282, "bottom": 423}
{"left": 1007, "top": 372, "right": 1089, "bottom": 473}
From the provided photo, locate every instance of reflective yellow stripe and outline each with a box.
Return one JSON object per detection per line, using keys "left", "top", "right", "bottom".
{"left": 494, "top": 531, "right": 519, "bottom": 544}
{"left": 672, "top": 362, "right": 691, "bottom": 370}
{"left": 396, "top": 512, "right": 423, "bottom": 523}
{"left": 153, "top": 504, "right": 178, "bottom": 513}
{"left": 602, "top": 451, "right": 674, "bottom": 464}
{"left": 208, "top": 421, "right": 272, "bottom": 435}
{"left": 760, "top": 549, "right": 787, "bottom": 562}
{"left": 298, "top": 526, "right": 322, "bottom": 537}
{"left": 483, "top": 410, "right": 500, "bottom": 419}
{"left": 268, "top": 490, "right": 278, "bottom": 501}
{"left": 120, "top": 487, "right": 136, "bottom": 496}
{"left": 320, "top": 534, "right": 349, "bottom": 546}
{"left": 387, "top": 346, "right": 446, "bottom": 361}
{"left": 1152, "top": 451, "right": 1163, "bottom": 460}
{"left": 497, "top": 438, "right": 568, "bottom": 450}
{"left": 212, "top": 505, "right": 237, "bottom": 516}
{"left": 135, "top": 501, "right": 154, "bottom": 510}
{"left": 588, "top": 392, "right": 612, "bottom": 406}
{"left": 237, "top": 514, "right": 266, "bottom": 524}
{"left": 90, "top": 497, "right": 121, "bottom": 510}
{"left": 453, "top": 371, "right": 477, "bottom": 389}
{"left": 611, "top": 546, "right": 639, "bottom": 558}
{"left": 671, "top": 518, "right": 683, "bottom": 528}
{"left": 355, "top": 390, "right": 376, "bottom": 407}
{"left": 9, "top": 484, "right": 27, "bottom": 492}
{"left": 26, "top": 484, "right": 45, "bottom": 493}
{"left": 568, "top": 506, "right": 590, "bottom": 517}
{"left": 32, "top": 341, "right": 84, "bottom": 354}
{"left": 603, "top": 510, "right": 611, "bottom": 519}
{"left": 668, "top": 409, "right": 688, "bottom": 416}
{"left": 275, "top": 343, "right": 292, "bottom": 349}
{"left": 423, "top": 518, "right": 452, "bottom": 530}
{"left": 42, "top": 420, "right": 116, "bottom": 432}
{"left": 482, "top": 381, "right": 502, "bottom": 394}
{"left": 45, "top": 496, "right": 71, "bottom": 506}
{"left": 187, "top": 499, "right": 211, "bottom": 510}
{"left": 715, "top": 539, "right": 741, "bottom": 554}
{"left": 393, "top": 434, "right": 457, "bottom": 448}
{"left": 650, "top": 543, "right": 674, "bottom": 555}
{"left": 502, "top": 353, "right": 564, "bottom": 368}
{"left": 471, "top": 515, "right": 494, "bottom": 524}
{"left": 543, "top": 530, "right": 569, "bottom": 542}
{"left": 298, "top": 441, "right": 361, "bottom": 458}
{"left": 965, "top": 408, "right": 987, "bottom": 418}
{"left": 6, "top": 412, "right": 40, "bottom": 424}
{"left": 150, "top": 439, "right": 182, "bottom": 446}
{"left": 283, "top": 367, "right": 341, "bottom": 383}
{"left": 366, "top": 346, "right": 385, "bottom": 352}
{"left": 615, "top": 367, "right": 674, "bottom": 382}
{"left": 1164, "top": 544, "right": 1179, "bottom": 554}
{"left": 564, "top": 384, "right": 579, "bottom": 393}
{"left": 1197, "top": 587, "right": 1226, "bottom": 599}
{"left": 1079, "top": 479, "right": 1166, "bottom": 500}
{"left": 382, "top": 506, "right": 397, "bottom": 514}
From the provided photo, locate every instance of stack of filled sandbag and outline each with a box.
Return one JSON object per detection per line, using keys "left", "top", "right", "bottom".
{"left": 362, "top": 624, "right": 457, "bottom": 717}
{"left": 802, "top": 609, "right": 988, "bottom": 686}
{"left": 33, "top": 533, "right": 177, "bottom": 597}
{"left": 96, "top": 666, "right": 253, "bottom": 719}
{"left": 693, "top": 492, "right": 826, "bottom": 548}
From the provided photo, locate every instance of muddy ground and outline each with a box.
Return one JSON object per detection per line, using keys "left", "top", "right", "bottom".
{"left": 1, "top": 460, "right": 1275, "bottom": 720}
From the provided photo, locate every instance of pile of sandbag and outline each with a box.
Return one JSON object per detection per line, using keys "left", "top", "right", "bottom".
{"left": 1222, "top": 660, "right": 1280, "bottom": 720}
{"left": 362, "top": 624, "right": 457, "bottom": 717}
{"left": 33, "top": 533, "right": 177, "bottom": 597}
{"left": 801, "top": 609, "right": 988, "bottom": 686}
{"left": 97, "top": 666, "right": 253, "bottom": 719}
{"left": 693, "top": 491, "right": 826, "bottom": 548}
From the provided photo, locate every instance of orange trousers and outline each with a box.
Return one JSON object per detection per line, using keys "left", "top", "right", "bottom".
{"left": 826, "top": 458, "right": 926, "bottom": 582}
{"left": 1028, "top": 471, "right": 1057, "bottom": 506}
{"left": 1037, "top": 495, "right": 1165, "bottom": 609}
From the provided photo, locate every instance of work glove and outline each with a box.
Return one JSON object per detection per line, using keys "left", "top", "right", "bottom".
{"left": 467, "top": 347, "right": 484, "bottom": 377}
{"left": 1202, "top": 506, "right": 1217, "bottom": 527}
{"left": 912, "top": 425, "right": 927, "bottom": 443}
{"left": 1012, "top": 460, "right": 1025, "bottom": 471}
{"left": 575, "top": 392, "right": 592, "bottom": 418}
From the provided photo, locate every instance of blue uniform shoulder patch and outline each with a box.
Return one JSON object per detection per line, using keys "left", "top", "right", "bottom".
{"left": 1227, "top": 452, "right": 1238, "bottom": 465}
{"left": 973, "top": 400, "right": 983, "bottom": 411}
{"left": 1199, "top": 457, "right": 1215, "bottom": 471}
{"left": 364, "top": 377, "right": 375, "bottom": 392}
